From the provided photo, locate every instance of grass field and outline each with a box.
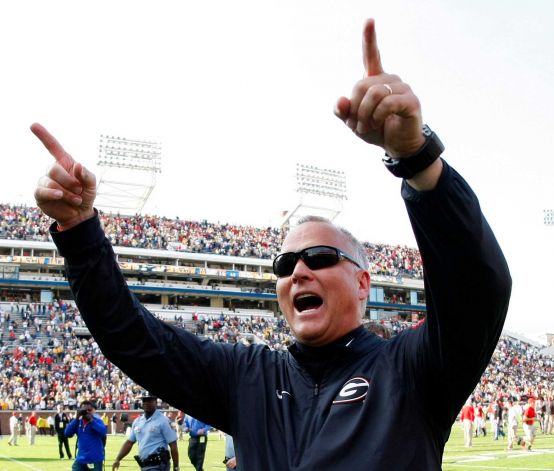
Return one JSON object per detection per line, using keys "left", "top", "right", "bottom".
{"left": 1, "top": 427, "right": 553, "bottom": 470}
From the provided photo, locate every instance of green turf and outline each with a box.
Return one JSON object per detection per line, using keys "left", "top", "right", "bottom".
{"left": 443, "top": 426, "right": 554, "bottom": 470}
{"left": 1, "top": 427, "right": 553, "bottom": 470}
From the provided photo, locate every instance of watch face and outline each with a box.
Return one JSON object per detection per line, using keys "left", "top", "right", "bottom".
{"left": 422, "top": 124, "right": 432, "bottom": 137}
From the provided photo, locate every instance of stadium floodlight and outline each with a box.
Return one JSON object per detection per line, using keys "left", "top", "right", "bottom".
{"left": 296, "top": 164, "right": 347, "bottom": 200}
{"left": 280, "top": 163, "right": 348, "bottom": 228}
{"left": 98, "top": 135, "right": 161, "bottom": 173}
{"left": 96, "top": 134, "right": 162, "bottom": 215}
{"left": 544, "top": 209, "right": 554, "bottom": 226}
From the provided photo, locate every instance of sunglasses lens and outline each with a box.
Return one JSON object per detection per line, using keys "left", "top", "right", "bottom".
{"left": 303, "top": 246, "right": 340, "bottom": 270}
{"left": 273, "top": 253, "right": 298, "bottom": 277}
{"left": 273, "top": 246, "right": 342, "bottom": 277}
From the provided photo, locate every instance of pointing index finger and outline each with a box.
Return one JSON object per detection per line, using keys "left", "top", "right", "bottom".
{"left": 362, "top": 19, "right": 384, "bottom": 77}
{"left": 30, "top": 122, "right": 75, "bottom": 170}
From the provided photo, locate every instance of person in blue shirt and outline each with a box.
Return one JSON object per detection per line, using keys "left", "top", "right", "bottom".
{"left": 112, "top": 394, "right": 179, "bottom": 471}
{"left": 184, "top": 416, "right": 212, "bottom": 471}
{"left": 65, "top": 400, "right": 107, "bottom": 471}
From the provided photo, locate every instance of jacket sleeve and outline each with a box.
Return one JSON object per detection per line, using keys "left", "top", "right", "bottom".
{"left": 390, "top": 160, "right": 512, "bottom": 429}
{"left": 65, "top": 418, "right": 78, "bottom": 438}
{"left": 91, "top": 417, "right": 107, "bottom": 436}
{"left": 51, "top": 216, "right": 235, "bottom": 431}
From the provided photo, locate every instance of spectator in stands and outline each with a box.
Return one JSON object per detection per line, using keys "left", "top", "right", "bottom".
{"left": 32, "top": 18, "right": 511, "bottom": 470}
{"left": 366, "top": 321, "right": 391, "bottom": 339}
{"left": 0, "top": 207, "right": 427, "bottom": 280}
{"left": 65, "top": 400, "right": 107, "bottom": 471}
{"left": 54, "top": 404, "right": 73, "bottom": 459}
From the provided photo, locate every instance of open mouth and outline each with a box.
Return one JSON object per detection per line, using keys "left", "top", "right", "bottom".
{"left": 294, "top": 293, "right": 323, "bottom": 312}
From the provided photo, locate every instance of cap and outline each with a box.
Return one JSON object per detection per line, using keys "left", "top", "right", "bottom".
{"left": 141, "top": 393, "right": 157, "bottom": 401}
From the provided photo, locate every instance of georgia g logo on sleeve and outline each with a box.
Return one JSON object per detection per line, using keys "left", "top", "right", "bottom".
{"left": 332, "top": 377, "right": 370, "bottom": 405}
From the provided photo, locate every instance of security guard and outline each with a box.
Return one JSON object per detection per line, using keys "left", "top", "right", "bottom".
{"left": 184, "top": 416, "right": 212, "bottom": 471}
{"left": 112, "top": 394, "right": 179, "bottom": 471}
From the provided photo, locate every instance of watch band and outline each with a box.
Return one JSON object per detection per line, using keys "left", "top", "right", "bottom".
{"left": 382, "top": 125, "right": 445, "bottom": 179}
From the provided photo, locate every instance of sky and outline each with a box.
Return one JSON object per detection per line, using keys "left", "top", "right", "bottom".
{"left": 1, "top": 0, "right": 553, "bottom": 338}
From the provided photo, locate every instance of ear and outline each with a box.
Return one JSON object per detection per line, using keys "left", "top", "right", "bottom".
{"left": 357, "top": 270, "right": 371, "bottom": 301}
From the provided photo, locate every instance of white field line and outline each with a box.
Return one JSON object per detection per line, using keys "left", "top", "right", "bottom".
{"left": 0, "top": 454, "right": 44, "bottom": 471}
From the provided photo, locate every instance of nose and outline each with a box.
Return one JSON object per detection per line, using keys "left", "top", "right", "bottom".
{"left": 290, "top": 257, "right": 313, "bottom": 282}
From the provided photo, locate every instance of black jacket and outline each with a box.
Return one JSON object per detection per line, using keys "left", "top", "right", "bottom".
{"left": 52, "top": 161, "right": 511, "bottom": 470}
{"left": 54, "top": 412, "right": 71, "bottom": 436}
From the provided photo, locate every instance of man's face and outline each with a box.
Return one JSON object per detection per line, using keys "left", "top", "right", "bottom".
{"left": 276, "top": 222, "right": 370, "bottom": 347}
{"left": 141, "top": 399, "right": 157, "bottom": 413}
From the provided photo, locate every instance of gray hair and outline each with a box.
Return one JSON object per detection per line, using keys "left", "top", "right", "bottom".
{"left": 295, "top": 215, "right": 369, "bottom": 270}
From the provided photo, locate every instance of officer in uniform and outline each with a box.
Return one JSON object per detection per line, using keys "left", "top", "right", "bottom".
{"left": 112, "top": 394, "right": 179, "bottom": 471}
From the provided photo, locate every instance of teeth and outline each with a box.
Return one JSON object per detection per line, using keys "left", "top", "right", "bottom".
{"left": 296, "top": 293, "right": 316, "bottom": 300}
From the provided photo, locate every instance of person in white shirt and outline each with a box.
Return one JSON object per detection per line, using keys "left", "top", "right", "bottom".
{"left": 8, "top": 413, "right": 19, "bottom": 446}
{"left": 506, "top": 400, "right": 524, "bottom": 450}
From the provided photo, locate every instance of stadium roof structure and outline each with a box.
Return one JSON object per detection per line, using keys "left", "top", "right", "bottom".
{"left": 280, "top": 163, "right": 347, "bottom": 228}
{"left": 96, "top": 134, "right": 162, "bottom": 215}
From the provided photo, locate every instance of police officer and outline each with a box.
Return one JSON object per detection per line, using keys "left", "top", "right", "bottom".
{"left": 112, "top": 394, "right": 179, "bottom": 471}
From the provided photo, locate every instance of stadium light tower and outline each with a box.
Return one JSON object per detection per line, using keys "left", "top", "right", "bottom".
{"left": 280, "top": 163, "right": 347, "bottom": 228}
{"left": 544, "top": 209, "right": 554, "bottom": 226}
{"left": 96, "top": 135, "right": 162, "bottom": 215}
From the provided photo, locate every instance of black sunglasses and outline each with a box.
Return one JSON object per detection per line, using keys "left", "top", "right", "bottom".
{"left": 273, "top": 245, "right": 362, "bottom": 278}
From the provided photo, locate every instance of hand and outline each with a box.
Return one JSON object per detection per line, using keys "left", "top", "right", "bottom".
{"left": 31, "top": 123, "right": 97, "bottom": 230}
{"left": 334, "top": 19, "right": 425, "bottom": 158}
{"left": 112, "top": 460, "right": 120, "bottom": 470}
{"left": 197, "top": 428, "right": 205, "bottom": 436}
{"left": 226, "top": 457, "right": 237, "bottom": 469}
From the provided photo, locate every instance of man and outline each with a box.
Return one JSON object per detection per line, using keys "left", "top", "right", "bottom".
{"left": 26, "top": 411, "right": 38, "bottom": 445}
{"left": 506, "top": 399, "right": 523, "bottom": 451}
{"left": 184, "top": 416, "right": 212, "bottom": 471}
{"left": 522, "top": 398, "right": 537, "bottom": 451}
{"left": 493, "top": 401, "right": 505, "bottom": 440}
{"left": 54, "top": 403, "right": 73, "bottom": 459}
{"left": 112, "top": 394, "right": 179, "bottom": 471}
{"left": 31, "top": 18, "right": 511, "bottom": 470}
{"left": 223, "top": 434, "right": 237, "bottom": 469}
{"left": 111, "top": 413, "right": 118, "bottom": 436}
{"left": 460, "top": 400, "right": 475, "bottom": 448}
{"left": 546, "top": 395, "right": 554, "bottom": 434}
{"left": 47, "top": 414, "right": 56, "bottom": 436}
{"left": 8, "top": 412, "right": 19, "bottom": 446}
{"left": 65, "top": 400, "right": 107, "bottom": 471}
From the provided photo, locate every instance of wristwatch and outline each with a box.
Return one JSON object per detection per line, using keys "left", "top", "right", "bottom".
{"left": 382, "top": 125, "right": 444, "bottom": 179}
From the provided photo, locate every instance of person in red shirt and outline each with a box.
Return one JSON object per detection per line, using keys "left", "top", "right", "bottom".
{"left": 460, "top": 400, "right": 475, "bottom": 448}
{"left": 523, "top": 398, "right": 537, "bottom": 451}
{"left": 26, "top": 412, "right": 38, "bottom": 445}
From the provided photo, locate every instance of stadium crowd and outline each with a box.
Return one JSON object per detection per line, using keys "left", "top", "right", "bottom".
{"left": 0, "top": 203, "right": 423, "bottom": 279}
{"left": 0, "top": 301, "right": 552, "bottom": 419}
